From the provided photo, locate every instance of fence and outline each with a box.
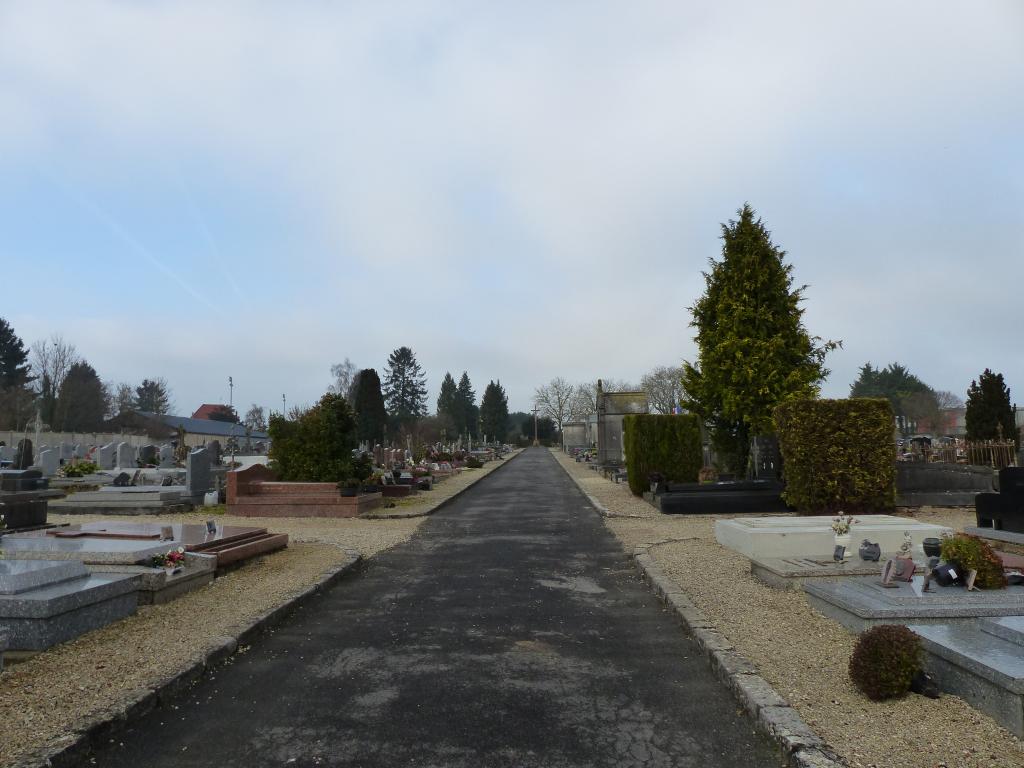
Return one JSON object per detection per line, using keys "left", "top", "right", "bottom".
{"left": 904, "top": 439, "right": 1018, "bottom": 469}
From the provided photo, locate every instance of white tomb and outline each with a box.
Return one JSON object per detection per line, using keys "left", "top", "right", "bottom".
{"left": 715, "top": 515, "right": 952, "bottom": 560}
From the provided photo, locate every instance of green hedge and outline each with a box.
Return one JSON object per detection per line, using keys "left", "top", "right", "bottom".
{"left": 268, "top": 392, "right": 358, "bottom": 482}
{"left": 774, "top": 398, "right": 895, "bottom": 514}
{"left": 623, "top": 414, "right": 703, "bottom": 496}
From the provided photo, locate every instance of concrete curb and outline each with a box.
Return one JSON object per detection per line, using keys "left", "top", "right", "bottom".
{"left": 12, "top": 550, "right": 364, "bottom": 768}
{"left": 363, "top": 450, "right": 524, "bottom": 520}
{"left": 631, "top": 545, "right": 847, "bottom": 768}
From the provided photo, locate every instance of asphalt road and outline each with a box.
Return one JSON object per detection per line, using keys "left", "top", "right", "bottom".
{"left": 91, "top": 448, "right": 778, "bottom": 767}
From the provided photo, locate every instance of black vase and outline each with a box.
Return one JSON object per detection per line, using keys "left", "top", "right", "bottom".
{"left": 923, "top": 538, "right": 942, "bottom": 558}
{"left": 859, "top": 540, "right": 881, "bottom": 562}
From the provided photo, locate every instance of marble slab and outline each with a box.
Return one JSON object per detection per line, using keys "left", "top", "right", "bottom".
{"left": 715, "top": 514, "right": 952, "bottom": 560}
{"left": 0, "top": 535, "right": 172, "bottom": 564}
{"left": 750, "top": 555, "right": 888, "bottom": 590}
{"left": 0, "top": 559, "right": 87, "bottom": 595}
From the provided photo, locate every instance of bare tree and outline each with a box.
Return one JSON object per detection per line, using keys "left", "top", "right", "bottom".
{"left": 935, "top": 390, "right": 965, "bottom": 410}
{"left": 641, "top": 365, "right": 684, "bottom": 414}
{"left": 30, "top": 334, "right": 78, "bottom": 427}
{"left": 330, "top": 358, "right": 359, "bottom": 400}
{"left": 533, "top": 377, "right": 575, "bottom": 432}
{"left": 244, "top": 404, "right": 268, "bottom": 432}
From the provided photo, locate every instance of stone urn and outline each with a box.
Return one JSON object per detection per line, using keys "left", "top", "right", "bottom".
{"left": 858, "top": 540, "right": 881, "bottom": 562}
{"left": 922, "top": 537, "right": 942, "bottom": 558}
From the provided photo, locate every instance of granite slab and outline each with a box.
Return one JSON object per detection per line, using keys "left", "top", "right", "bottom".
{"left": 750, "top": 555, "right": 889, "bottom": 590}
{"left": 910, "top": 618, "right": 1024, "bottom": 737}
{"left": 90, "top": 552, "right": 216, "bottom": 605}
{"left": 965, "top": 526, "right": 1024, "bottom": 547}
{"left": 804, "top": 575, "right": 1024, "bottom": 631}
{"left": 0, "top": 559, "right": 87, "bottom": 595}
{"left": 715, "top": 515, "right": 952, "bottom": 560}
{"left": 0, "top": 535, "right": 172, "bottom": 564}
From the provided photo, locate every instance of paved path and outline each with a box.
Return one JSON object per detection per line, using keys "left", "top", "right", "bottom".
{"left": 92, "top": 448, "right": 778, "bottom": 767}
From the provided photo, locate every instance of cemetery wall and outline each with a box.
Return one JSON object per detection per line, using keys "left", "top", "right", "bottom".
{"left": 0, "top": 431, "right": 153, "bottom": 449}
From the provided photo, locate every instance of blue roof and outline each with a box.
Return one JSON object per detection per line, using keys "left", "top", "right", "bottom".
{"left": 139, "top": 412, "right": 270, "bottom": 440}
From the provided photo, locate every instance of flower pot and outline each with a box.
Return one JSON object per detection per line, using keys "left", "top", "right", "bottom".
{"left": 922, "top": 537, "right": 942, "bottom": 558}
{"left": 858, "top": 540, "right": 881, "bottom": 562}
{"left": 833, "top": 534, "right": 851, "bottom": 562}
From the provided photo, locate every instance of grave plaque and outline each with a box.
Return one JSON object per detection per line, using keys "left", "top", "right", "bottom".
{"left": 98, "top": 443, "right": 116, "bottom": 470}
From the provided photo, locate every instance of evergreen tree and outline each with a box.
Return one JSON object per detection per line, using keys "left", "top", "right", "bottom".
{"left": 966, "top": 369, "right": 1017, "bottom": 446}
{"left": 207, "top": 405, "right": 240, "bottom": 423}
{"left": 850, "top": 362, "right": 937, "bottom": 436}
{"left": 383, "top": 346, "right": 428, "bottom": 427}
{"left": 353, "top": 368, "right": 388, "bottom": 444}
{"left": 681, "top": 204, "right": 838, "bottom": 472}
{"left": 437, "top": 372, "right": 457, "bottom": 418}
{"left": 0, "top": 318, "right": 32, "bottom": 389}
{"left": 56, "top": 361, "right": 106, "bottom": 432}
{"left": 455, "top": 372, "right": 477, "bottom": 437}
{"left": 480, "top": 380, "right": 509, "bottom": 443}
{"left": 136, "top": 378, "right": 173, "bottom": 415}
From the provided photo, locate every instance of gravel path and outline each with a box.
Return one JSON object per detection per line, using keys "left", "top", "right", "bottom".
{"left": 0, "top": 457, "right": 516, "bottom": 768}
{"left": 553, "top": 450, "right": 1024, "bottom": 768}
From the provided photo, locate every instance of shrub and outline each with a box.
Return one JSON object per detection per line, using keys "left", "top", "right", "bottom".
{"left": 939, "top": 533, "right": 1007, "bottom": 590}
{"left": 465, "top": 456, "right": 483, "bottom": 469}
{"left": 61, "top": 461, "right": 100, "bottom": 478}
{"left": 267, "top": 392, "right": 358, "bottom": 482}
{"left": 774, "top": 398, "right": 895, "bottom": 514}
{"left": 622, "top": 414, "right": 703, "bottom": 496}
{"left": 849, "top": 624, "right": 922, "bottom": 700}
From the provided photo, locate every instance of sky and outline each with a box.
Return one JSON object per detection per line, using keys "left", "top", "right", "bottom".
{"left": 1, "top": 1, "right": 1022, "bottom": 417}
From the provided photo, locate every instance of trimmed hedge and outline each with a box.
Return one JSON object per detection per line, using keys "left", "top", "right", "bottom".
{"left": 623, "top": 414, "right": 703, "bottom": 496}
{"left": 774, "top": 398, "right": 895, "bottom": 514}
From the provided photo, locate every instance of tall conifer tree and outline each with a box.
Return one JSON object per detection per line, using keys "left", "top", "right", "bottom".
{"left": 480, "top": 380, "right": 509, "bottom": 443}
{"left": 353, "top": 368, "right": 388, "bottom": 444}
{"left": 966, "top": 369, "right": 1017, "bottom": 446}
{"left": 383, "top": 346, "right": 428, "bottom": 427}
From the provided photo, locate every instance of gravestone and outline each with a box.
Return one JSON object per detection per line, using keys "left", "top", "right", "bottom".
{"left": 208, "top": 440, "right": 222, "bottom": 467}
{"left": 112, "top": 472, "right": 132, "bottom": 487}
{"left": 98, "top": 443, "right": 116, "bottom": 470}
{"left": 976, "top": 467, "right": 1024, "bottom": 534}
{"left": 60, "top": 443, "right": 74, "bottom": 463}
{"left": 38, "top": 449, "right": 58, "bottom": 477}
{"left": 14, "top": 438, "right": 33, "bottom": 470}
{"left": 595, "top": 380, "right": 649, "bottom": 466}
{"left": 0, "top": 445, "right": 13, "bottom": 464}
{"left": 138, "top": 445, "right": 157, "bottom": 466}
{"left": 186, "top": 448, "right": 212, "bottom": 502}
{"left": 116, "top": 442, "right": 134, "bottom": 469}
{"left": 158, "top": 444, "right": 175, "bottom": 469}
{"left": 750, "top": 435, "right": 783, "bottom": 481}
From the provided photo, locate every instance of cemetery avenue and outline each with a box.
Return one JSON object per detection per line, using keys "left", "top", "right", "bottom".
{"left": 84, "top": 449, "right": 777, "bottom": 768}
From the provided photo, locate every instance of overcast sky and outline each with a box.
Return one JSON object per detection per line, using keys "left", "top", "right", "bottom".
{"left": 1, "top": 1, "right": 1022, "bottom": 417}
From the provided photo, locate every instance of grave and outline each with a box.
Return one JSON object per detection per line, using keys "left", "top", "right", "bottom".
{"left": 0, "top": 558, "right": 138, "bottom": 654}
{"left": 655, "top": 480, "right": 788, "bottom": 515}
{"left": 595, "top": 381, "right": 648, "bottom": 466}
{"left": 0, "top": 445, "right": 13, "bottom": 466}
{"left": 0, "top": 470, "right": 61, "bottom": 530}
{"left": 37, "top": 448, "right": 58, "bottom": 477}
{"left": 908, "top": 616, "right": 1024, "bottom": 738}
{"left": 975, "top": 467, "right": 1024, "bottom": 534}
{"left": 185, "top": 447, "right": 212, "bottom": 503}
{"left": 0, "top": 532, "right": 174, "bottom": 564}
{"left": 48, "top": 485, "right": 194, "bottom": 515}
{"left": 92, "top": 552, "right": 217, "bottom": 605}
{"left": 803, "top": 575, "right": 1024, "bottom": 631}
{"left": 138, "top": 445, "right": 157, "bottom": 466}
{"left": 715, "top": 515, "right": 951, "bottom": 560}
{"left": 98, "top": 442, "right": 116, "bottom": 470}
{"left": 228, "top": 464, "right": 383, "bottom": 517}
{"left": 116, "top": 442, "right": 135, "bottom": 469}
{"left": 750, "top": 555, "right": 889, "bottom": 591}
{"left": 158, "top": 444, "right": 175, "bottom": 468}
{"left": 13, "top": 438, "right": 33, "bottom": 470}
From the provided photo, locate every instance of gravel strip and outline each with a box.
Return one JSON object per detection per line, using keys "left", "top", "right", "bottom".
{"left": 553, "top": 450, "right": 1024, "bottom": 768}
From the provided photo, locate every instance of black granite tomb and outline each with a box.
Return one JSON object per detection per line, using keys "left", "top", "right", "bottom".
{"left": 976, "top": 467, "right": 1024, "bottom": 534}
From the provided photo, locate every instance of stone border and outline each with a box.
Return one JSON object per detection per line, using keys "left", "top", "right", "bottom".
{"left": 631, "top": 545, "right": 846, "bottom": 768}
{"left": 555, "top": 453, "right": 847, "bottom": 768}
{"left": 365, "top": 450, "right": 524, "bottom": 520}
{"left": 11, "top": 550, "right": 364, "bottom": 768}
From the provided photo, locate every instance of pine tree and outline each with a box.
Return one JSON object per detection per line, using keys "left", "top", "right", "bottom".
{"left": 480, "top": 380, "right": 509, "bottom": 443}
{"left": 56, "top": 361, "right": 106, "bottom": 432}
{"left": 455, "top": 372, "right": 477, "bottom": 437}
{"left": 437, "top": 372, "right": 457, "bottom": 418}
{"left": 136, "top": 378, "right": 173, "bottom": 415}
{"left": 850, "top": 362, "right": 937, "bottom": 436}
{"left": 0, "top": 318, "right": 32, "bottom": 389}
{"left": 353, "top": 368, "right": 388, "bottom": 444}
{"left": 966, "top": 369, "right": 1017, "bottom": 446}
{"left": 383, "top": 346, "right": 428, "bottom": 427}
{"left": 681, "top": 204, "right": 838, "bottom": 472}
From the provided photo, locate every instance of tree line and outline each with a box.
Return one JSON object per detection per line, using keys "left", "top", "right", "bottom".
{"left": 0, "top": 320, "right": 175, "bottom": 432}
{"left": 322, "top": 346, "right": 510, "bottom": 446}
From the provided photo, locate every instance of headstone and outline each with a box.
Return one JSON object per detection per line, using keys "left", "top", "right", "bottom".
{"left": 112, "top": 472, "right": 132, "bottom": 487}
{"left": 158, "top": 444, "right": 175, "bottom": 468}
{"left": 116, "top": 442, "right": 134, "bottom": 469}
{"left": 38, "top": 449, "right": 58, "bottom": 477}
{"left": 0, "top": 445, "right": 13, "bottom": 464}
{"left": 138, "top": 445, "right": 157, "bottom": 466}
{"left": 98, "top": 443, "right": 116, "bottom": 470}
{"left": 14, "top": 438, "right": 33, "bottom": 470}
{"left": 186, "top": 448, "right": 212, "bottom": 500}
{"left": 60, "top": 443, "right": 74, "bottom": 463}
{"left": 208, "top": 440, "right": 222, "bottom": 466}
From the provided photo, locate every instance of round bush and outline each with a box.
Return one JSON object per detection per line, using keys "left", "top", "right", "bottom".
{"left": 848, "top": 624, "right": 922, "bottom": 700}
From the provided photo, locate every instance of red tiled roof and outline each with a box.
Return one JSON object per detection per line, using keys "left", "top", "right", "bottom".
{"left": 191, "top": 404, "right": 231, "bottom": 420}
